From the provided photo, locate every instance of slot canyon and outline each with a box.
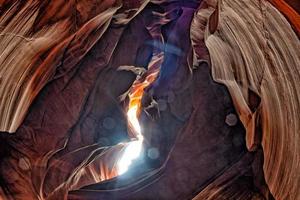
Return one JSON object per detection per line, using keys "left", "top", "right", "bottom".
{"left": 0, "top": 0, "right": 299, "bottom": 199}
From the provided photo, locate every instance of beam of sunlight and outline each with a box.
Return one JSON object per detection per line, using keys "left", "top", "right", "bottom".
{"left": 117, "top": 54, "right": 164, "bottom": 175}
{"left": 117, "top": 105, "right": 144, "bottom": 175}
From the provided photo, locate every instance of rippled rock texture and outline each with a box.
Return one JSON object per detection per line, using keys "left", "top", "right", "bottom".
{"left": 0, "top": 0, "right": 299, "bottom": 200}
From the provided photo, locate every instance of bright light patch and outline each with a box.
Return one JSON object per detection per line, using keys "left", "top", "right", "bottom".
{"left": 117, "top": 105, "right": 144, "bottom": 175}
{"left": 117, "top": 140, "right": 143, "bottom": 175}
{"left": 127, "top": 105, "right": 142, "bottom": 135}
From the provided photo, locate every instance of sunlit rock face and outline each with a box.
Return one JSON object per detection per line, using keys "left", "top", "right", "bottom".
{"left": 0, "top": 0, "right": 299, "bottom": 200}
{"left": 193, "top": 0, "right": 300, "bottom": 199}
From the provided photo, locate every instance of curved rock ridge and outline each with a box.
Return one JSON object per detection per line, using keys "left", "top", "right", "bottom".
{"left": 0, "top": 0, "right": 149, "bottom": 133}
{"left": 268, "top": 0, "right": 300, "bottom": 37}
{"left": 191, "top": 0, "right": 300, "bottom": 199}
